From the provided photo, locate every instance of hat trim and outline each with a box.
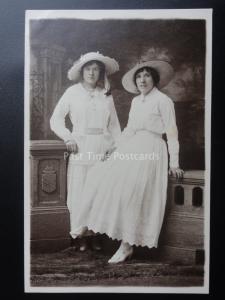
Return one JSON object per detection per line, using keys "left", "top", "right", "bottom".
{"left": 68, "top": 52, "right": 119, "bottom": 82}
{"left": 122, "top": 60, "right": 174, "bottom": 94}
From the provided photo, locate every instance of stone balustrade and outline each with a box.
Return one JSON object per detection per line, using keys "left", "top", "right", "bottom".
{"left": 30, "top": 140, "right": 205, "bottom": 264}
{"left": 159, "top": 170, "right": 205, "bottom": 264}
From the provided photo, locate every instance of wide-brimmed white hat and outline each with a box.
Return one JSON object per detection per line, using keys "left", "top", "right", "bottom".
{"left": 68, "top": 51, "right": 119, "bottom": 82}
{"left": 122, "top": 60, "right": 174, "bottom": 94}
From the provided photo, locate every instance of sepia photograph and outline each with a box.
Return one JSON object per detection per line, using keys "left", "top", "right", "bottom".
{"left": 24, "top": 9, "right": 212, "bottom": 293}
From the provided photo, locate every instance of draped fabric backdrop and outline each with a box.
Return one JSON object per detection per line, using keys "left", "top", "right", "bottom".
{"left": 30, "top": 19, "right": 205, "bottom": 169}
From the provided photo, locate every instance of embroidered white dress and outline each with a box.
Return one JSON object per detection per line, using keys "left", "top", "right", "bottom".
{"left": 50, "top": 83, "right": 121, "bottom": 236}
{"left": 72, "top": 87, "right": 180, "bottom": 248}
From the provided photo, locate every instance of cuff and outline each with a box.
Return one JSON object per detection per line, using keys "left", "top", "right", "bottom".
{"left": 169, "top": 153, "right": 179, "bottom": 169}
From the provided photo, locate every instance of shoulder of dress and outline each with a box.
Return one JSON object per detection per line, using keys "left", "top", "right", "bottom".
{"left": 62, "top": 84, "right": 80, "bottom": 96}
{"left": 67, "top": 83, "right": 81, "bottom": 92}
{"left": 131, "top": 95, "right": 140, "bottom": 104}
{"left": 157, "top": 90, "right": 174, "bottom": 106}
{"left": 59, "top": 84, "right": 82, "bottom": 105}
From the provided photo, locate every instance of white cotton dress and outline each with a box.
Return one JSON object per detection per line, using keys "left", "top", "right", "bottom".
{"left": 50, "top": 83, "right": 121, "bottom": 236}
{"left": 72, "top": 87, "right": 180, "bottom": 248}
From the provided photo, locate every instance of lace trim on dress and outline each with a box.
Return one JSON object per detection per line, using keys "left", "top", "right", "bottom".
{"left": 70, "top": 223, "right": 159, "bottom": 249}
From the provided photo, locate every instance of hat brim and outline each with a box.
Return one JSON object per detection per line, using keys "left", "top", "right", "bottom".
{"left": 68, "top": 52, "right": 119, "bottom": 82}
{"left": 122, "top": 60, "right": 174, "bottom": 94}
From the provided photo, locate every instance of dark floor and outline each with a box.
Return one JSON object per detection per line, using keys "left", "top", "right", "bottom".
{"left": 30, "top": 246, "right": 204, "bottom": 287}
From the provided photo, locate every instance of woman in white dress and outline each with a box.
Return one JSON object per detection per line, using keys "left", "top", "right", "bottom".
{"left": 50, "top": 52, "right": 121, "bottom": 251}
{"left": 71, "top": 60, "right": 184, "bottom": 262}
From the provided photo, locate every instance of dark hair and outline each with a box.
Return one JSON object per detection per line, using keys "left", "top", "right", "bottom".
{"left": 134, "top": 66, "right": 160, "bottom": 87}
{"left": 81, "top": 60, "right": 105, "bottom": 81}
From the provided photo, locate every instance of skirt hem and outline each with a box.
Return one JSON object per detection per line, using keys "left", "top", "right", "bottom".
{"left": 70, "top": 225, "right": 158, "bottom": 249}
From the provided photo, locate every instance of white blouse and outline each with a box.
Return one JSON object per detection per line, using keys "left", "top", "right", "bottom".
{"left": 50, "top": 83, "right": 121, "bottom": 151}
{"left": 117, "top": 87, "right": 180, "bottom": 168}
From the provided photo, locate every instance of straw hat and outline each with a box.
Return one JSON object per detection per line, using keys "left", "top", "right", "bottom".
{"left": 68, "top": 51, "right": 119, "bottom": 82}
{"left": 122, "top": 60, "right": 174, "bottom": 94}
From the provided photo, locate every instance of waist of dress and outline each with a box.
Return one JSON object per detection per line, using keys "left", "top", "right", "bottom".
{"left": 73, "top": 128, "right": 104, "bottom": 135}
{"left": 135, "top": 129, "right": 162, "bottom": 138}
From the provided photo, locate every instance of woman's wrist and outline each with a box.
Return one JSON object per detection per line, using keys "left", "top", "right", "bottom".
{"left": 169, "top": 167, "right": 184, "bottom": 178}
{"left": 65, "top": 139, "right": 77, "bottom": 153}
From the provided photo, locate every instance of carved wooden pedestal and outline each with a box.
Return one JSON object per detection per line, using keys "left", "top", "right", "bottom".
{"left": 30, "top": 140, "right": 70, "bottom": 252}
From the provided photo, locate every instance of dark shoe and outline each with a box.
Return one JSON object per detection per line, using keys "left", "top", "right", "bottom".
{"left": 79, "top": 238, "right": 88, "bottom": 252}
{"left": 70, "top": 237, "right": 79, "bottom": 250}
{"left": 91, "top": 236, "right": 102, "bottom": 251}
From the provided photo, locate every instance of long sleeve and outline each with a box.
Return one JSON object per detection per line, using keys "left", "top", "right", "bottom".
{"left": 159, "top": 97, "right": 180, "bottom": 168}
{"left": 50, "top": 89, "right": 73, "bottom": 142}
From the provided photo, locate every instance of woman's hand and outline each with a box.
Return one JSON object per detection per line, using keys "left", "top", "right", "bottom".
{"left": 106, "top": 146, "right": 117, "bottom": 156}
{"left": 101, "top": 146, "right": 117, "bottom": 161}
{"left": 65, "top": 139, "right": 77, "bottom": 153}
{"left": 169, "top": 167, "right": 184, "bottom": 179}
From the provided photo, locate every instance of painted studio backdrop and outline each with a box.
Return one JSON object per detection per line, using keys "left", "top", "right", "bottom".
{"left": 30, "top": 18, "right": 205, "bottom": 170}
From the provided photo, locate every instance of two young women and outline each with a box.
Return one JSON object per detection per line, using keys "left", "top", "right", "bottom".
{"left": 50, "top": 52, "right": 183, "bottom": 263}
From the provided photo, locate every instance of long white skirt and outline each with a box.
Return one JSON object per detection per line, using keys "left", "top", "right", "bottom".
{"left": 67, "top": 133, "right": 113, "bottom": 236}
{"left": 71, "top": 131, "right": 168, "bottom": 248}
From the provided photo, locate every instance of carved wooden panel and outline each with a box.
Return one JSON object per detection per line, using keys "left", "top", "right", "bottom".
{"left": 38, "top": 159, "right": 60, "bottom": 205}
{"left": 30, "top": 140, "right": 67, "bottom": 208}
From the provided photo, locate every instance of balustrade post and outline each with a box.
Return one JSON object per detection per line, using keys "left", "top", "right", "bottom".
{"left": 30, "top": 140, "right": 70, "bottom": 252}
{"left": 159, "top": 170, "right": 205, "bottom": 264}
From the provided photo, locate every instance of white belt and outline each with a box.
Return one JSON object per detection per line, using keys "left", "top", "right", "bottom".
{"left": 136, "top": 129, "right": 162, "bottom": 138}
{"left": 84, "top": 128, "right": 104, "bottom": 135}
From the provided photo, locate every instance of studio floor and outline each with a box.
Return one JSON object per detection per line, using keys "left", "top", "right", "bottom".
{"left": 30, "top": 246, "right": 204, "bottom": 287}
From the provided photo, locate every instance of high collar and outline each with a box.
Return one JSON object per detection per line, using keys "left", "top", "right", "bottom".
{"left": 139, "top": 87, "right": 159, "bottom": 102}
{"left": 79, "top": 82, "right": 106, "bottom": 97}
{"left": 81, "top": 82, "right": 97, "bottom": 92}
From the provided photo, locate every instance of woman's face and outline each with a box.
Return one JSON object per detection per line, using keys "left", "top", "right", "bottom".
{"left": 82, "top": 62, "right": 101, "bottom": 87}
{"left": 135, "top": 69, "right": 154, "bottom": 95}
